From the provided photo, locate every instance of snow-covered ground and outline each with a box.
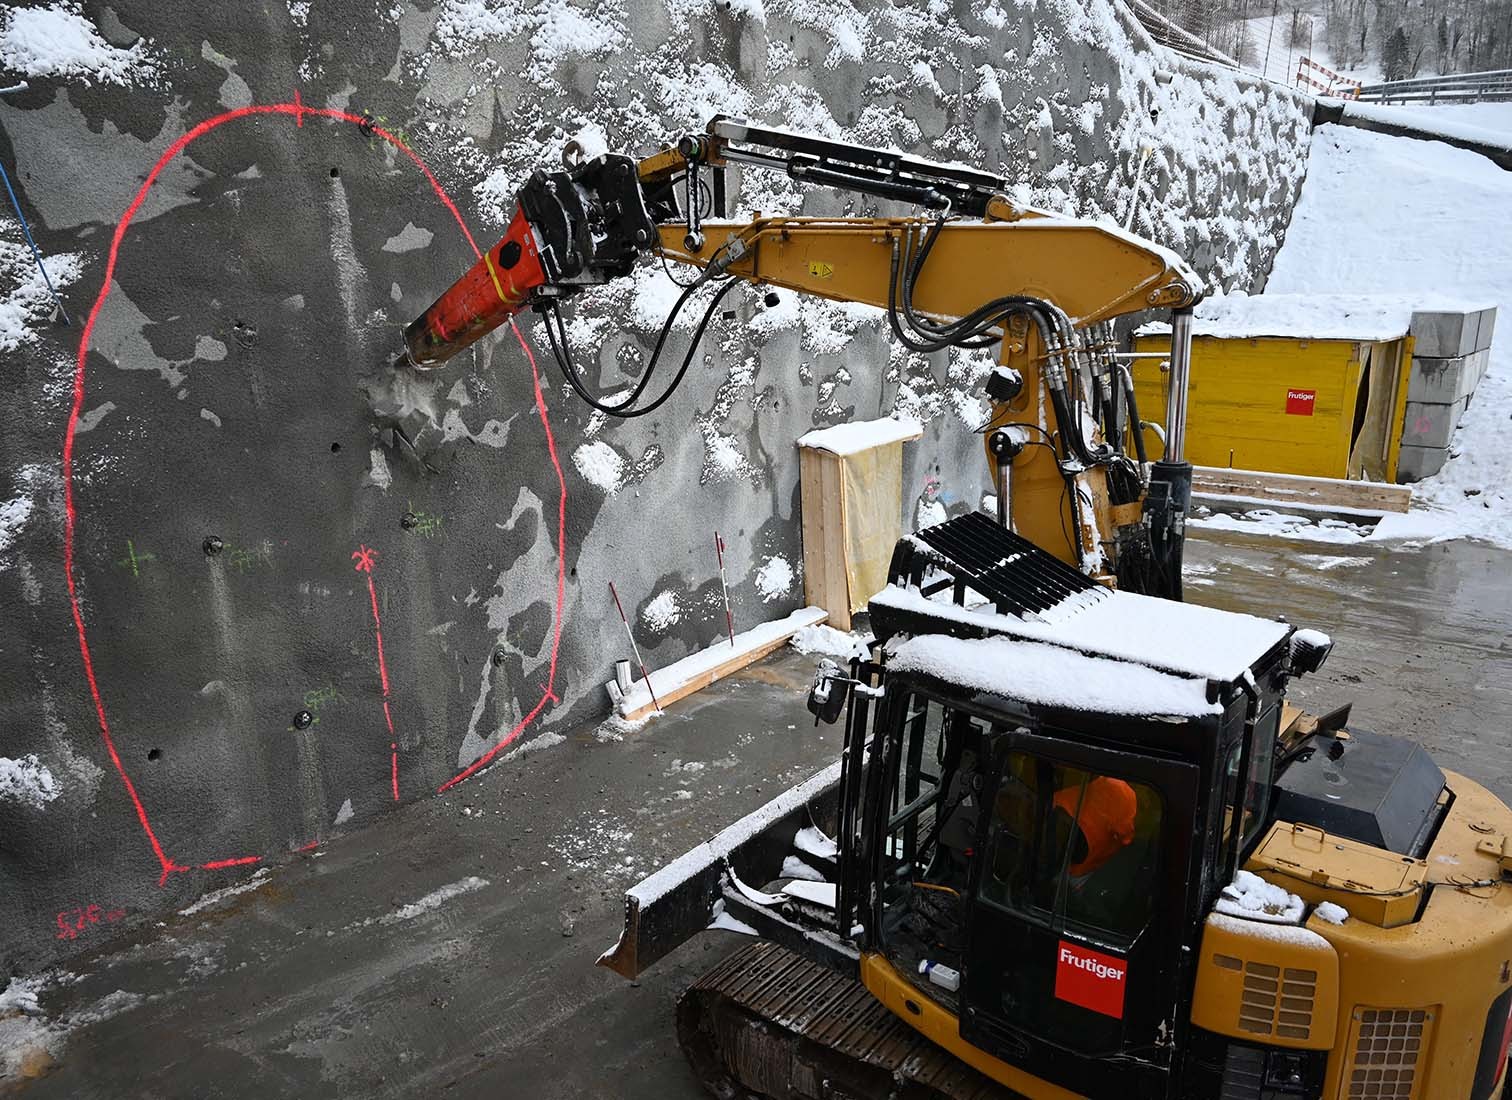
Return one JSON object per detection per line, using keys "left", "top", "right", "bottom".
{"left": 1338, "top": 100, "right": 1512, "bottom": 152}
{"left": 1261, "top": 124, "right": 1512, "bottom": 548}
{"left": 1385, "top": 101, "right": 1512, "bottom": 137}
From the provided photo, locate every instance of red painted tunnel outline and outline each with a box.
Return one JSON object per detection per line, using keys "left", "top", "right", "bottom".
{"left": 64, "top": 101, "right": 568, "bottom": 886}
{"left": 352, "top": 543, "right": 401, "bottom": 801}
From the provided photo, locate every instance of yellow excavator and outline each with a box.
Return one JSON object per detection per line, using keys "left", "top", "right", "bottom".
{"left": 399, "top": 118, "right": 1512, "bottom": 1100}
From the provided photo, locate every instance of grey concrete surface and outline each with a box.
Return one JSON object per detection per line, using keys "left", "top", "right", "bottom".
{"left": 5, "top": 651, "right": 834, "bottom": 1099}
{"left": 5, "top": 529, "right": 1511, "bottom": 1099}
{"left": 1183, "top": 532, "right": 1512, "bottom": 800}
{"left": 1407, "top": 347, "right": 1487, "bottom": 405}
{"left": 0, "top": 0, "right": 1315, "bottom": 971}
{"left": 1399, "top": 308, "right": 1496, "bottom": 482}
{"left": 1396, "top": 441, "right": 1451, "bottom": 482}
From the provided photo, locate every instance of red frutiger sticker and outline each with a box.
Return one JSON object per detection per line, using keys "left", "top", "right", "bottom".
{"left": 1286, "top": 388, "right": 1316, "bottom": 415}
{"left": 1054, "top": 939, "right": 1127, "bottom": 1019}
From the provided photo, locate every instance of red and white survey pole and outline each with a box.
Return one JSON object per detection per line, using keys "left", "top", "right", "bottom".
{"left": 608, "top": 581, "right": 662, "bottom": 713}
{"left": 715, "top": 531, "right": 735, "bottom": 646}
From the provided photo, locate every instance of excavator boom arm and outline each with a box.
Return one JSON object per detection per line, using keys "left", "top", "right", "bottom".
{"left": 396, "top": 117, "right": 1201, "bottom": 585}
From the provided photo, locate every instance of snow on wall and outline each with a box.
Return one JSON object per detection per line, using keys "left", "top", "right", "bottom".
{"left": 0, "top": 756, "right": 60, "bottom": 810}
{"left": 0, "top": 3, "right": 159, "bottom": 86}
{"left": 0, "top": 0, "right": 1309, "bottom": 975}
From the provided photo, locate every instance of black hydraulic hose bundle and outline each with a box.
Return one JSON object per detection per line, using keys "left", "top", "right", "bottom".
{"left": 879, "top": 214, "right": 1185, "bottom": 572}
{"left": 884, "top": 216, "right": 1126, "bottom": 479}
{"left": 540, "top": 275, "right": 739, "bottom": 419}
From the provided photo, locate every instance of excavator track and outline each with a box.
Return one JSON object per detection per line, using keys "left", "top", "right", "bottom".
{"left": 676, "top": 941, "right": 1019, "bottom": 1100}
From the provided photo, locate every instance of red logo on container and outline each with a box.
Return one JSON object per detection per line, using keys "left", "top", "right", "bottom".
{"left": 1286, "top": 389, "right": 1316, "bottom": 415}
{"left": 1054, "top": 940, "right": 1127, "bottom": 1019}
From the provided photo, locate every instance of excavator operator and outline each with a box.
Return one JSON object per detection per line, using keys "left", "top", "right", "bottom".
{"left": 1054, "top": 775, "right": 1138, "bottom": 879}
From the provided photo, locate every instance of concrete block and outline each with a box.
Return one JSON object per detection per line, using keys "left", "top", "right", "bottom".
{"left": 1408, "top": 348, "right": 1488, "bottom": 404}
{"left": 1473, "top": 306, "right": 1497, "bottom": 353}
{"left": 1411, "top": 309, "right": 1480, "bottom": 358}
{"left": 1468, "top": 348, "right": 1490, "bottom": 405}
{"left": 1396, "top": 444, "right": 1450, "bottom": 483}
{"left": 1401, "top": 396, "right": 1468, "bottom": 449}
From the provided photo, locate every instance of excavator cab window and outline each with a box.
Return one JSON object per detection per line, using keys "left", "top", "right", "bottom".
{"left": 1216, "top": 704, "right": 1281, "bottom": 881}
{"left": 871, "top": 691, "right": 991, "bottom": 984}
{"left": 960, "top": 728, "right": 1197, "bottom": 1084}
{"left": 981, "top": 753, "right": 1163, "bottom": 946}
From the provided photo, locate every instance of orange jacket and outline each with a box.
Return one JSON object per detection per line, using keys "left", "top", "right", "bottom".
{"left": 1054, "top": 776, "right": 1137, "bottom": 876}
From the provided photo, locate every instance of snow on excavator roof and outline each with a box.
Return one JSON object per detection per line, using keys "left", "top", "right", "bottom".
{"left": 870, "top": 581, "right": 1290, "bottom": 684}
{"left": 886, "top": 631, "right": 1223, "bottom": 718}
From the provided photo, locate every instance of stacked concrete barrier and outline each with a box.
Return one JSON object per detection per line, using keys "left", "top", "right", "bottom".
{"left": 1399, "top": 307, "right": 1499, "bottom": 481}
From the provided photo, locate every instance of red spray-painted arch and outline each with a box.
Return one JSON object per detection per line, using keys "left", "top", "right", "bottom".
{"left": 64, "top": 97, "right": 567, "bottom": 886}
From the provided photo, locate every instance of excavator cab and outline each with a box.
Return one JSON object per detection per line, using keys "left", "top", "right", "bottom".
{"left": 824, "top": 511, "right": 1294, "bottom": 1098}
{"left": 853, "top": 679, "right": 1205, "bottom": 1095}
{"left": 602, "top": 510, "right": 1512, "bottom": 1100}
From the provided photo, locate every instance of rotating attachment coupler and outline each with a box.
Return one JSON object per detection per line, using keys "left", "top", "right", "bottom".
{"left": 393, "top": 153, "right": 658, "bottom": 372}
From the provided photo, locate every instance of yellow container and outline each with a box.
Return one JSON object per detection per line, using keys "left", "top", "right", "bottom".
{"left": 1131, "top": 333, "right": 1413, "bottom": 482}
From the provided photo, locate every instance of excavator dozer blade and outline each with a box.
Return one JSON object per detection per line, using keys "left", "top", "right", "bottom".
{"left": 597, "top": 761, "right": 842, "bottom": 979}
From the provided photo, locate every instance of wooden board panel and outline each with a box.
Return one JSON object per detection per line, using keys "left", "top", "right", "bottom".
{"left": 620, "top": 607, "right": 829, "bottom": 721}
{"left": 818, "top": 450, "right": 850, "bottom": 630}
{"left": 1192, "top": 465, "right": 1412, "bottom": 514}
{"left": 799, "top": 450, "right": 825, "bottom": 609}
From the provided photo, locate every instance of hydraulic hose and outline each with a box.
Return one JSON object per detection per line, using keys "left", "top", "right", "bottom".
{"left": 1116, "top": 362, "right": 1150, "bottom": 469}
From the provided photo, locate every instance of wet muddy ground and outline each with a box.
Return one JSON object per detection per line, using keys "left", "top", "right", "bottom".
{"left": 6, "top": 531, "right": 1510, "bottom": 1099}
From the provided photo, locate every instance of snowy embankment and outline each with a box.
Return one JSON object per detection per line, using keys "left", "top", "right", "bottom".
{"left": 1336, "top": 100, "right": 1512, "bottom": 154}
{"left": 1354, "top": 100, "right": 1512, "bottom": 141}
{"left": 1259, "top": 124, "right": 1512, "bottom": 548}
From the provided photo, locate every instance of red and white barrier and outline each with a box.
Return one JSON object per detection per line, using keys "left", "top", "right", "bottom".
{"left": 1296, "top": 56, "right": 1362, "bottom": 98}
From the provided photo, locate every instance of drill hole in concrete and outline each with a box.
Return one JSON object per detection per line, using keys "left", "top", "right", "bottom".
{"left": 329, "top": 167, "right": 340, "bottom": 178}
{"left": 147, "top": 748, "right": 162, "bottom": 762}
{"left": 330, "top": 442, "right": 341, "bottom": 453}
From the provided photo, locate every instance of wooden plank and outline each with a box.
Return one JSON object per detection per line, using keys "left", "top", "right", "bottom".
{"left": 817, "top": 451, "right": 850, "bottom": 630}
{"left": 1192, "top": 465, "right": 1412, "bottom": 514}
{"left": 799, "top": 449, "right": 825, "bottom": 610}
{"left": 619, "top": 607, "right": 829, "bottom": 721}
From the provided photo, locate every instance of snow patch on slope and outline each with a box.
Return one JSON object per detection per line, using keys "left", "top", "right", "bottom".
{"left": 641, "top": 590, "right": 681, "bottom": 631}
{"left": 0, "top": 755, "right": 58, "bottom": 809}
{"left": 0, "top": 239, "right": 81, "bottom": 355}
{"left": 0, "top": 3, "right": 158, "bottom": 85}
{"left": 573, "top": 441, "right": 626, "bottom": 493}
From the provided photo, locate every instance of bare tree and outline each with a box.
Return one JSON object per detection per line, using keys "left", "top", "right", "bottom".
{"left": 1320, "top": 0, "right": 1512, "bottom": 78}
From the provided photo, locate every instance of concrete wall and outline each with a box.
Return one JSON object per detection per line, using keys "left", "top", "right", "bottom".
{"left": 0, "top": 0, "right": 1311, "bottom": 971}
